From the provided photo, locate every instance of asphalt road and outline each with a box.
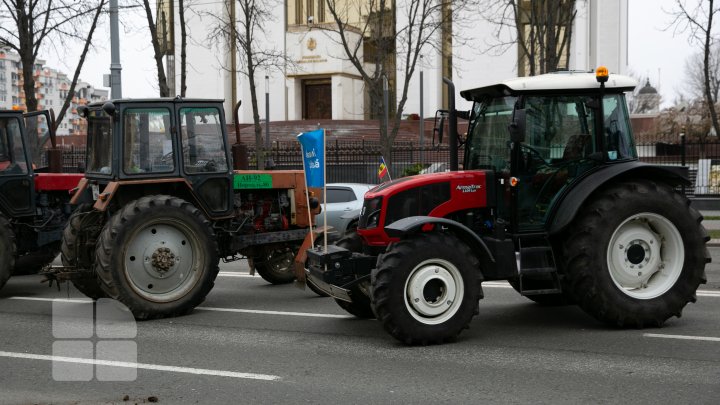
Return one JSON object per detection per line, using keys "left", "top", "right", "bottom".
{"left": 0, "top": 250, "right": 719, "bottom": 405}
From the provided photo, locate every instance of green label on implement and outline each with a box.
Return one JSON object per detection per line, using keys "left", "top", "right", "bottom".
{"left": 234, "top": 173, "right": 273, "bottom": 189}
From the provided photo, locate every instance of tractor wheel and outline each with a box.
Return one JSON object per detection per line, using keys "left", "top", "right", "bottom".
{"left": 332, "top": 232, "right": 374, "bottom": 318}
{"left": 508, "top": 279, "right": 574, "bottom": 306}
{"left": 371, "top": 232, "right": 482, "bottom": 345}
{"left": 61, "top": 204, "right": 107, "bottom": 300}
{"left": 0, "top": 214, "right": 16, "bottom": 291}
{"left": 95, "top": 196, "right": 220, "bottom": 320}
{"left": 563, "top": 180, "right": 709, "bottom": 327}
{"left": 254, "top": 246, "right": 297, "bottom": 285}
{"left": 13, "top": 243, "right": 60, "bottom": 275}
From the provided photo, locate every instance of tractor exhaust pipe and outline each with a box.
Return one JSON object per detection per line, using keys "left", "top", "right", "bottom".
{"left": 232, "top": 100, "right": 249, "bottom": 170}
{"left": 442, "top": 77, "right": 459, "bottom": 171}
{"left": 47, "top": 109, "right": 63, "bottom": 173}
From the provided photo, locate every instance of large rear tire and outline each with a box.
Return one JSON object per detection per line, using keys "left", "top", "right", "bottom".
{"left": 332, "top": 232, "right": 374, "bottom": 318}
{"left": 61, "top": 204, "right": 107, "bottom": 299}
{"left": 95, "top": 196, "right": 220, "bottom": 320}
{"left": 0, "top": 214, "right": 16, "bottom": 291}
{"left": 371, "top": 232, "right": 482, "bottom": 345}
{"left": 254, "top": 246, "right": 297, "bottom": 285}
{"left": 563, "top": 180, "right": 709, "bottom": 327}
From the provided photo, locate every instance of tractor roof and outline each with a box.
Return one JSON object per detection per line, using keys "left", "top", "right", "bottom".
{"left": 460, "top": 71, "right": 637, "bottom": 102}
{"left": 87, "top": 98, "right": 224, "bottom": 108}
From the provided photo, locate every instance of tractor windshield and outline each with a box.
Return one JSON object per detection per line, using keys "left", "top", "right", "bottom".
{"left": 465, "top": 96, "right": 516, "bottom": 171}
{"left": 86, "top": 109, "right": 113, "bottom": 174}
{"left": 0, "top": 116, "right": 28, "bottom": 174}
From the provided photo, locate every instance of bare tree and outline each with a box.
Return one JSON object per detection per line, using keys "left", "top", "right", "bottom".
{"left": 138, "top": 0, "right": 190, "bottom": 97}
{"left": 207, "top": 0, "right": 287, "bottom": 170}
{"left": 477, "top": 0, "right": 576, "bottom": 76}
{"left": 684, "top": 45, "right": 720, "bottom": 103}
{"left": 322, "top": 0, "right": 475, "bottom": 167}
{"left": 669, "top": 0, "right": 720, "bottom": 145}
{"left": 0, "top": 0, "right": 105, "bottom": 113}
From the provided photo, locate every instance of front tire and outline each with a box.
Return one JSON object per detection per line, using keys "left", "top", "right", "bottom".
{"left": 0, "top": 215, "right": 16, "bottom": 291}
{"left": 95, "top": 196, "right": 220, "bottom": 319}
{"left": 254, "top": 246, "right": 297, "bottom": 285}
{"left": 333, "top": 232, "right": 374, "bottom": 318}
{"left": 61, "top": 204, "right": 107, "bottom": 299}
{"left": 371, "top": 232, "right": 482, "bottom": 345}
{"left": 563, "top": 180, "right": 709, "bottom": 327}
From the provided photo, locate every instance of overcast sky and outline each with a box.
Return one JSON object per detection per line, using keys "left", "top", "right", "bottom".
{"left": 46, "top": 0, "right": 700, "bottom": 109}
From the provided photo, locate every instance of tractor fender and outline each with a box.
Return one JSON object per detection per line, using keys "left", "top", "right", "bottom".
{"left": 548, "top": 161, "right": 690, "bottom": 235}
{"left": 384, "top": 216, "right": 495, "bottom": 268}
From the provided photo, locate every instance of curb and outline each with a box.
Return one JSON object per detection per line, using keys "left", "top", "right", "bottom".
{"left": 708, "top": 239, "right": 720, "bottom": 247}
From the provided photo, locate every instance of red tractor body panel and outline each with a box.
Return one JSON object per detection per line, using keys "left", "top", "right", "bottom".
{"left": 358, "top": 171, "right": 489, "bottom": 246}
{"left": 34, "top": 173, "right": 84, "bottom": 192}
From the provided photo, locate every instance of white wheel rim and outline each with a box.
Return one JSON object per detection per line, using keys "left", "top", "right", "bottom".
{"left": 403, "top": 259, "right": 465, "bottom": 325}
{"left": 123, "top": 219, "right": 204, "bottom": 302}
{"left": 606, "top": 213, "right": 684, "bottom": 299}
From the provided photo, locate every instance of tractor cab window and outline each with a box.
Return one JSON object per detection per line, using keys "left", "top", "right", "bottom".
{"left": 179, "top": 107, "right": 228, "bottom": 173}
{"left": 86, "top": 110, "right": 112, "bottom": 174}
{"left": 517, "top": 95, "right": 599, "bottom": 229}
{"left": 465, "top": 96, "right": 516, "bottom": 172}
{"left": 122, "top": 108, "right": 174, "bottom": 174}
{"left": 24, "top": 113, "right": 51, "bottom": 169}
{"left": 0, "top": 117, "right": 28, "bottom": 174}
{"left": 603, "top": 94, "right": 636, "bottom": 161}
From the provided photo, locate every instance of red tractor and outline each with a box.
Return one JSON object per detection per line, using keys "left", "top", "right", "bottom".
{"left": 306, "top": 68, "right": 710, "bottom": 345}
{"left": 0, "top": 109, "right": 83, "bottom": 290}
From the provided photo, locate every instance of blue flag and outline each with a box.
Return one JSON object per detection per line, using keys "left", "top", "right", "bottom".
{"left": 297, "top": 129, "right": 325, "bottom": 187}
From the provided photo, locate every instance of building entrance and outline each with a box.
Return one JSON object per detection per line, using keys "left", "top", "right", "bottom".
{"left": 303, "top": 80, "right": 332, "bottom": 119}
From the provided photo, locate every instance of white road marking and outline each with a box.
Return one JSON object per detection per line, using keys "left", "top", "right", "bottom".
{"left": 8, "top": 297, "right": 91, "bottom": 304}
{"left": 197, "top": 306, "right": 353, "bottom": 319}
{"left": 218, "top": 272, "right": 256, "bottom": 278}
{"left": 7, "top": 296, "right": 352, "bottom": 319}
{"left": 0, "top": 351, "right": 280, "bottom": 381}
{"left": 216, "top": 273, "right": 720, "bottom": 298}
{"left": 643, "top": 333, "right": 720, "bottom": 342}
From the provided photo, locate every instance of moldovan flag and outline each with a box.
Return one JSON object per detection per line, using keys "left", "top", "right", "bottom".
{"left": 378, "top": 156, "right": 389, "bottom": 181}
{"left": 297, "top": 129, "right": 325, "bottom": 188}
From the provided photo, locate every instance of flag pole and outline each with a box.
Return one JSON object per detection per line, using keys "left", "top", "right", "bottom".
{"left": 323, "top": 129, "right": 328, "bottom": 253}
{"left": 299, "top": 138, "right": 314, "bottom": 247}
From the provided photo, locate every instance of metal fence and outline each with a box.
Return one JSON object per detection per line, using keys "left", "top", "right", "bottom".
{"left": 55, "top": 138, "right": 720, "bottom": 195}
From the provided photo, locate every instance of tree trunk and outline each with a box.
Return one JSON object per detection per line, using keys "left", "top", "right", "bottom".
{"left": 143, "top": 0, "right": 170, "bottom": 97}
{"left": 703, "top": 0, "right": 720, "bottom": 142}
{"left": 179, "top": 0, "right": 187, "bottom": 97}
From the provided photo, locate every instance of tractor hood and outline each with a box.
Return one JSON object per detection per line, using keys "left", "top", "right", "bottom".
{"left": 358, "top": 170, "right": 493, "bottom": 246}
{"left": 366, "top": 171, "right": 489, "bottom": 200}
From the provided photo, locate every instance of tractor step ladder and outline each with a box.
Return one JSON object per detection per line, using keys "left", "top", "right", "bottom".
{"left": 517, "top": 233, "right": 562, "bottom": 296}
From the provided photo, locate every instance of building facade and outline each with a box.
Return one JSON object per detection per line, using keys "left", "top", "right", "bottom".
{"left": 0, "top": 49, "right": 107, "bottom": 136}
{"left": 172, "top": 0, "right": 629, "bottom": 124}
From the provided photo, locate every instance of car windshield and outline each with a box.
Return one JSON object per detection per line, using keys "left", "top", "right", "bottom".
{"left": 465, "top": 96, "right": 516, "bottom": 171}
{"left": 86, "top": 109, "right": 113, "bottom": 174}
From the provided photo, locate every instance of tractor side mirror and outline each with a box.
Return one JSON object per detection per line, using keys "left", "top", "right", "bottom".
{"left": 508, "top": 108, "right": 526, "bottom": 143}
{"left": 102, "top": 101, "right": 116, "bottom": 118}
{"left": 433, "top": 109, "right": 448, "bottom": 146}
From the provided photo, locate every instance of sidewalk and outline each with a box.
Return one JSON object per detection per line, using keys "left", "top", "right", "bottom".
{"left": 700, "top": 210, "right": 720, "bottom": 247}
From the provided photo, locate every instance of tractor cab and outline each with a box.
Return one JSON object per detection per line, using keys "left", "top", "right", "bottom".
{"left": 0, "top": 108, "right": 61, "bottom": 217}
{"left": 460, "top": 70, "right": 637, "bottom": 232}
{"left": 78, "top": 99, "right": 233, "bottom": 216}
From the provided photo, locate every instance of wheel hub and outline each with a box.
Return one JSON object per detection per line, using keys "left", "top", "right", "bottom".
{"left": 151, "top": 247, "right": 176, "bottom": 272}
{"left": 607, "top": 213, "right": 685, "bottom": 299}
{"left": 404, "top": 259, "right": 464, "bottom": 325}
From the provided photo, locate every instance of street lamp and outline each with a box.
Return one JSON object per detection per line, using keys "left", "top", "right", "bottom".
{"left": 419, "top": 55, "right": 424, "bottom": 164}
{"left": 265, "top": 75, "right": 274, "bottom": 169}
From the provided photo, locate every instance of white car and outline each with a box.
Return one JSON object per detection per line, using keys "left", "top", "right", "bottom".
{"left": 316, "top": 183, "right": 375, "bottom": 239}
